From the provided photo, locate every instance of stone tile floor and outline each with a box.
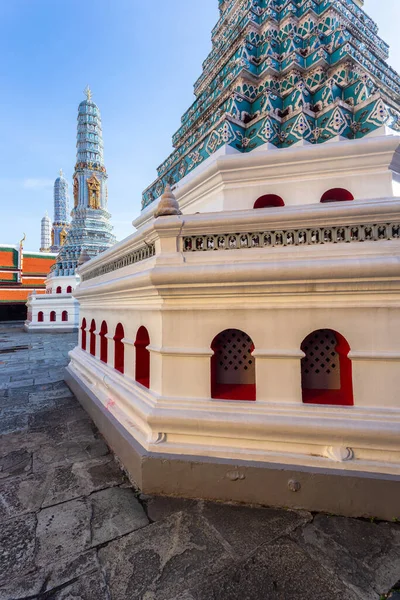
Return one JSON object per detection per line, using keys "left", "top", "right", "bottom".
{"left": 0, "top": 323, "right": 399, "bottom": 600}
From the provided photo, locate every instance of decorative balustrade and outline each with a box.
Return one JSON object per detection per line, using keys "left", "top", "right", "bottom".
{"left": 182, "top": 222, "right": 400, "bottom": 253}
{"left": 81, "top": 243, "right": 155, "bottom": 282}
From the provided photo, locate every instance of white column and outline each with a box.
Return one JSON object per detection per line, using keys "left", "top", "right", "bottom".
{"left": 252, "top": 349, "right": 305, "bottom": 404}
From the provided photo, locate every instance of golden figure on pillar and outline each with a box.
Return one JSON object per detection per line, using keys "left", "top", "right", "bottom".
{"left": 74, "top": 178, "right": 79, "bottom": 208}
{"left": 87, "top": 175, "right": 101, "bottom": 209}
{"left": 60, "top": 227, "right": 68, "bottom": 246}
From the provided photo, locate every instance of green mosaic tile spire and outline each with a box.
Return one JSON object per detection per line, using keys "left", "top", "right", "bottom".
{"left": 142, "top": 0, "right": 400, "bottom": 209}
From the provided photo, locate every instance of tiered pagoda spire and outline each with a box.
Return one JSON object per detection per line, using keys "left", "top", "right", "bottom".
{"left": 50, "top": 169, "right": 69, "bottom": 252}
{"left": 142, "top": 0, "right": 400, "bottom": 209}
{"left": 40, "top": 211, "right": 51, "bottom": 252}
{"left": 51, "top": 88, "right": 115, "bottom": 276}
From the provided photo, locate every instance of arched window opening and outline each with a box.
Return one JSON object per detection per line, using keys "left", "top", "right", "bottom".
{"left": 114, "top": 323, "right": 125, "bottom": 374}
{"left": 211, "top": 329, "right": 256, "bottom": 401}
{"left": 301, "top": 329, "right": 353, "bottom": 406}
{"left": 56, "top": 286, "right": 62, "bottom": 294}
{"left": 50, "top": 311, "right": 56, "bottom": 322}
{"left": 100, "top": 321, "right": 108, "bottom": 364}
{"left": 320, "top": 188, "right": 354, "bottom": 203}
{"left": 81, "top": 318, "right": 87, "bottom": 351}
{"left": 135, "top": 326, "right": 150, "bottom": 388}
{"left": 89, "top": 319, "right": 96, "bottom": 357}
{"left": 67, "top": 286, "right": 72, "bottom": 293}
{"left": 62, "top": 310, "right": 68, "bottom": 322}
{"left": 254, "top": 194, "right": 285, "bottom": 209}
{"left": 38, "top": 311, "right": 44, "bottom": 322}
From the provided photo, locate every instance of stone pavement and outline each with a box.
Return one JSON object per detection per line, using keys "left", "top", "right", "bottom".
{"left": 0, "top": 323, "right": 399, "bottom": 600}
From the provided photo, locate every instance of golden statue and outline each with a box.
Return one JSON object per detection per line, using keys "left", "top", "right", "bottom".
{"left": 87, "top": 175, "right": 101, "bottom": 209}
{"left": 51, "top": 229, "right": 55, "bottom": 247}
{"left": 60, "top": 227, "right": 67, "bottom": 246}
{"left": 74, "top": 178, "right": 79, "bottom": 208}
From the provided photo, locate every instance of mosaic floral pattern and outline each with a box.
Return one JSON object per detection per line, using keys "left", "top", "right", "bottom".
{"left": 142, "top": 0, "right": 400, "bottom": 209}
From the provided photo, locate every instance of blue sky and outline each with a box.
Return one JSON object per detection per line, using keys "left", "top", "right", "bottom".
{"left": 0, "top": 0, "right": 399, "bottom": 250}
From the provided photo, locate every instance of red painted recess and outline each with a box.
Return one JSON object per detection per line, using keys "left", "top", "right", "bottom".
{"left": 38, "top": 311, "right": 44, "bottom": 322}
{"left": 135, "top": 326, "right": 150, "bottom": 388}
{"left": 211, "top": 329, "right": 256, "bottom": 401}
{"left": 50, "top": 311, "right": 56, "bottom": 322}
{"left": 320, "top": 188, "right": 354, "bottom": 203}
{"left": 62, "top": 310, "right": 68, "bottom": 322}
{"left": 89, "top": 319, "right": 96, "bottom": 356}
{"left": 81, "top": 318, "right": 87, "bottom": 351}
{"left": 301, "top": 330, "right": 354, "bottom": 406}
{"left": 254, "top": 194, "right": 285, "bottom": 209}
{"left": 114, "top": 323, "right": 125, "bottom": 374}
{"left": 56, "top": 286, "right": 62, "bottom": 294}
{"left": 67, "top": 286, "right": 72, "bottom": 293}
{"left": 100, "top": 321, "right": 108, "bottom": 364}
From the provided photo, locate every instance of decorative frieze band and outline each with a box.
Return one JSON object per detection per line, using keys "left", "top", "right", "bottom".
{"left": 182, "top": 222, "right": 400, "bottom": 253}
{"left": 81, "top": 243, "right": 155, "bottom": 282}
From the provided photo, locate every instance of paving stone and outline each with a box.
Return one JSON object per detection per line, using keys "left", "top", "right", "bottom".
{"left": 0, "top": 514, "right": 37, "bottom": 584}
{"left": 33, "top": 438, "right": 109, "bottom": 472}
{"left": 28, "top": 387, "right": 74, "bottom": 403}
{"left": 35, "top": 497, "right": 91, "bottom": 567}
{"left": 5, "top": 378, "right": 34, "bottom": 389}
{"left": 98, "top": 511, "right": 233, "bottom": 600}
{"left": 41, "top": 457, "right": 126, "bottom": 507}
{"left": 0, "top": 414, "right": 28, "bottom": 435}
{"left": 0, "top": 472, "right": 48, "bottom": 522}
{"left": 145, "top": 495, "right": 199, "bottom": 522}
{"left": 90, "top": 486, "right": 149, "bottom": 545}
{"left": 28, "top": 404, "right": 88, "bottom": 431}
{"left": 187, "top": 537, "right": 360, "bottom": 600}
{"left": 0, "top": 448, "right": 32, "bottom": 479}
{"left": 10, "top": 372, "right": 36, "bottom": 382}
{"left": 41, "top": 569, "right": 109, "bottom": 600}
{"left": 293, "top": 514, "right": 400, "bottom": 600}
{"left": 0, "top": 550, "right": 99, "bottom": 600}
{"left": 201, "top": 501, "right": 312, "bottom": 558}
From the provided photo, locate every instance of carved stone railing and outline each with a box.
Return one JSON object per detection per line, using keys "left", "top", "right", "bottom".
{"left": 81, "top": 243, "right": 155, "bottom": 282}
{"left": 182, "top": 222, "right": 400, "bottom": 252}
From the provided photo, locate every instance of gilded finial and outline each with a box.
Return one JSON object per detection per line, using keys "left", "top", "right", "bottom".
{"left": 19, "top": 233, "right": 26, "bottom": 247}
{"left": 84, "top": 85, "right": 92, "bottom": 102}
{"left": 59, "top": 168, "right": 63, "bottom": 177}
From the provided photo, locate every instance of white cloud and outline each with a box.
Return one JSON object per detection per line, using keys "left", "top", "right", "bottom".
{"left": 23, "top": 178, "right": 54, "bottom": 190}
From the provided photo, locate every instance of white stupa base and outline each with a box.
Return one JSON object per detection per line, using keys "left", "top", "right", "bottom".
{"left": 25, "top": 274, "right": 80, "bottom": 333}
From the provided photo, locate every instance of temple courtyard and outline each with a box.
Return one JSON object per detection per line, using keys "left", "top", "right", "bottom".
{"left": 0, "top": 322, "right": 399, "bottom": 600}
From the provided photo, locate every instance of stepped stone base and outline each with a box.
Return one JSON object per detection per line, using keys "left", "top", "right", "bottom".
{"left": 65, "top": 367, "right": 400, "bottom": 522}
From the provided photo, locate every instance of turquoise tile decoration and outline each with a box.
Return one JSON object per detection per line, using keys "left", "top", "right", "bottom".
{"left": 142, "top": 0, "right": 400, "bottom": 209}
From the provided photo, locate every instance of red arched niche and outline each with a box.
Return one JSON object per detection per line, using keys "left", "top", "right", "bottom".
{"left": 56, "top": 286, "right": 62, "bottom": 294}
{"left": 135, "top": 326, "right": 150, "bottom": 388}
{"left": 114, "top": 323, "right": 125, "bottom": 374}
{"left": 301, "top": 329, "right": 353, "bottom": 406}
{"left": 100, "top": 321, "right": 108, "bottom": 364}
{"left": 89, "top": 319, "right": 96, "bottom": 357}
{"left": 62, "top": 310, "right": 68, "bottom": 322}
{"left": 38, "top": 311, "right": 44, "bottom": 322}
{"left": 254, "top": 194, "right": 285, "bottom": 209}
{"left": 67, "top": 286, "right": 72, "bottom": 293}
{"left": 320, "top": 188, "right": 354, "bottom": 203}
{"left": 50, "top": 311, "right": 56, "bottom": 322}
{"left": 81, "top": 318, "right": 87, "bottom": 351}
{"left": 211, "top": 329, "right": 256, "bottom": 401}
